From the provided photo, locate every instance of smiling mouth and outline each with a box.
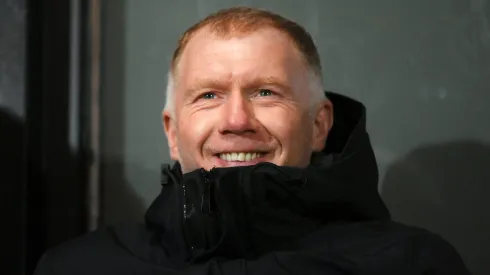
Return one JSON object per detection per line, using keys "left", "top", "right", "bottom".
{"left": 217, "top": 152, "right": 266, "bottom": 162}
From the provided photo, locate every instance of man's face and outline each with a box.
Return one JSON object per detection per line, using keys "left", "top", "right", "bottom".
{"left": 164, "top": 27, "right": 332, "bottom": 173}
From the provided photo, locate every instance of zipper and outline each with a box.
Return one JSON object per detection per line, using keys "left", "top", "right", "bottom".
{"left": 199, "top": 168, "right": 213, "bottom": 213}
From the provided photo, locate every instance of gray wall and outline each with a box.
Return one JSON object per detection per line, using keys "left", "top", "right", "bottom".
{"left": 0, "top": 0, "right": 26, "bottom": 117}
{"left": 100, "top": 1, "right": 490, "bottom": 274}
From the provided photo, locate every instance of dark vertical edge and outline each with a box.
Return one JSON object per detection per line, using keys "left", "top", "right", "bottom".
{"left": 87, "top": 0, "right": 102, "bottom": 231}
{"left": 79, "top": 0, "right": 91, "bottom": 233}
{"left": 24, "top": 0, "right": 47, "bottom": 272}
{"left": 25, "top": 0, "right": 87, "bottom": 273}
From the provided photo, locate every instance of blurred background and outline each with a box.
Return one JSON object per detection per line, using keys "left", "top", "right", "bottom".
{"left": 1, "top": 0, "right": 489, "bottom": 274}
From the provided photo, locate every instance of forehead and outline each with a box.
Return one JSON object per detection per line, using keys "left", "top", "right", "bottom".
{"left": 174, "top": 27, "right": 308, "bottom": 85}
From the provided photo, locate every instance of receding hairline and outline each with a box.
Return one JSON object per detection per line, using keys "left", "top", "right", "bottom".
{"left": 172, "top": 26, "right": 313, "bottom": 77}
{"left": 169, "top": 7, "right": 322, "bottom": 78}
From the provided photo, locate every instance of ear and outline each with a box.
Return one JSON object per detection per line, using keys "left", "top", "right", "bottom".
{"left": 311, "top": 99, "right": 334, "bottom": 152}
{"left": 163, "top": 110, "right": 180, "bottom": 161}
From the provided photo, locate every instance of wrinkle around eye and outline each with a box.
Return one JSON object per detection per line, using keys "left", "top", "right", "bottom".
{"left": 185, "top": 91, "right": 225, "bottom": 111}
{"left": 257, "top": 89, "right": 275, "bottom": 97}
{"left": 199, "top": 91, "right": 218, "bottom": 100}
{"left": 251, "top": 88, "right": 284, "bottom": 101}
{"left": 189, "top": 90, "right": 223, "bottom": 104}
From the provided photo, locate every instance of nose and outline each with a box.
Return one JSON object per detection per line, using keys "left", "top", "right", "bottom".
{"left": 218, "top": 92, "right": 256, "bottom": 135}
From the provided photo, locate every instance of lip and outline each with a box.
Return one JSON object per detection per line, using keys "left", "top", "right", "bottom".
{"left": 211, "top": 153, "right": 271, "bottom": 167}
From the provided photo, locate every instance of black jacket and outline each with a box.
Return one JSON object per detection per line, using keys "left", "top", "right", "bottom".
{"left": 34, "top": 92, "right": 470, "bottom": 274}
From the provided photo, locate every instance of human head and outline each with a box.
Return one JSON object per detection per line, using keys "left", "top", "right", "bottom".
{"left": 163, "top": 7, "right": 333, "bottom": 173}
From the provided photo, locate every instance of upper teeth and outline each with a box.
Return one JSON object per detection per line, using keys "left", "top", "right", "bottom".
{"left": 219, "top": 152, "right": 261, "bottom": 162}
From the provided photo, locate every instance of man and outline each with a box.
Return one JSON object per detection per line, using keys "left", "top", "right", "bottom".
{"left": 34, "top": 7, "right": 470, "bottom": 275}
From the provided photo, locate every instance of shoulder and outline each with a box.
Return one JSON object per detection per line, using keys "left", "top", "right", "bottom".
{"left": 388, "top": 222, "right": 470, "bottom": 274}
{"left": 33, "top": 223, "right": 164, "bottom": 275}
{"left": 292, "top": 221, "right": 470, "bottom": 274}
{"left": 313, "top": 221, "right": 471, "bottom": 274}
{"left": 324, "top": 220, "right": 464, "bottom": 254}
{"left": 303, "top": 220, "right": 444, "bottom": 244}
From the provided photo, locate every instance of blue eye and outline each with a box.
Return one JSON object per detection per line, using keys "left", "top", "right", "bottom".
{"left": 258, "top": 89, "right": 274, "bottom": 97}
{"left": 200, "top": 92, "right": 216, "bottom": 99}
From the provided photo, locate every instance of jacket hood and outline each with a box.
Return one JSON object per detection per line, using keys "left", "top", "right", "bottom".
{"left": 141, "top": 92, "right": 390, "bottom": 267}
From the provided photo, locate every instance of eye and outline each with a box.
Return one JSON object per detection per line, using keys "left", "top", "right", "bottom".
{"left": 257, "top": 89, "right": 274, "bottom": 97}
{"left": 199, "top": 92, "right": 217, "bottom": 100}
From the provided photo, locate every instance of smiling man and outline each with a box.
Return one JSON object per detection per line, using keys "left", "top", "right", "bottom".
{"left": 163, "top": 14, "right": 332, "bottom": 172}
{"left": 34, "top": 7, "right": 470, "bottom": 275}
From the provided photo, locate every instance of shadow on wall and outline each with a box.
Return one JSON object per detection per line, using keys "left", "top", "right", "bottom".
{"left": 381, "top": 140, "right": 490, "bottom": 275}
{"left": 101, "top": 158, "right": 148, "bottom": 225}
{"left": 99, "top": 0, "right": 148, "bottom": 226}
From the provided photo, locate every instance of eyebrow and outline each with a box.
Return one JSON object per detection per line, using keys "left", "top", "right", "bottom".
{"left": 186, "top": 78, "right": 230, "bottom": 94}
{"left": 249, "top": 76, "right": 291, "bottom": 91}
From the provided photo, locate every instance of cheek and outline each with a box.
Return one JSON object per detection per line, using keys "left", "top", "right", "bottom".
{"left": 255, "top": 107, "right": 312, "bottom": 146}
{"left": 177, "top": 113, "right": 214, "bottom": 150}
